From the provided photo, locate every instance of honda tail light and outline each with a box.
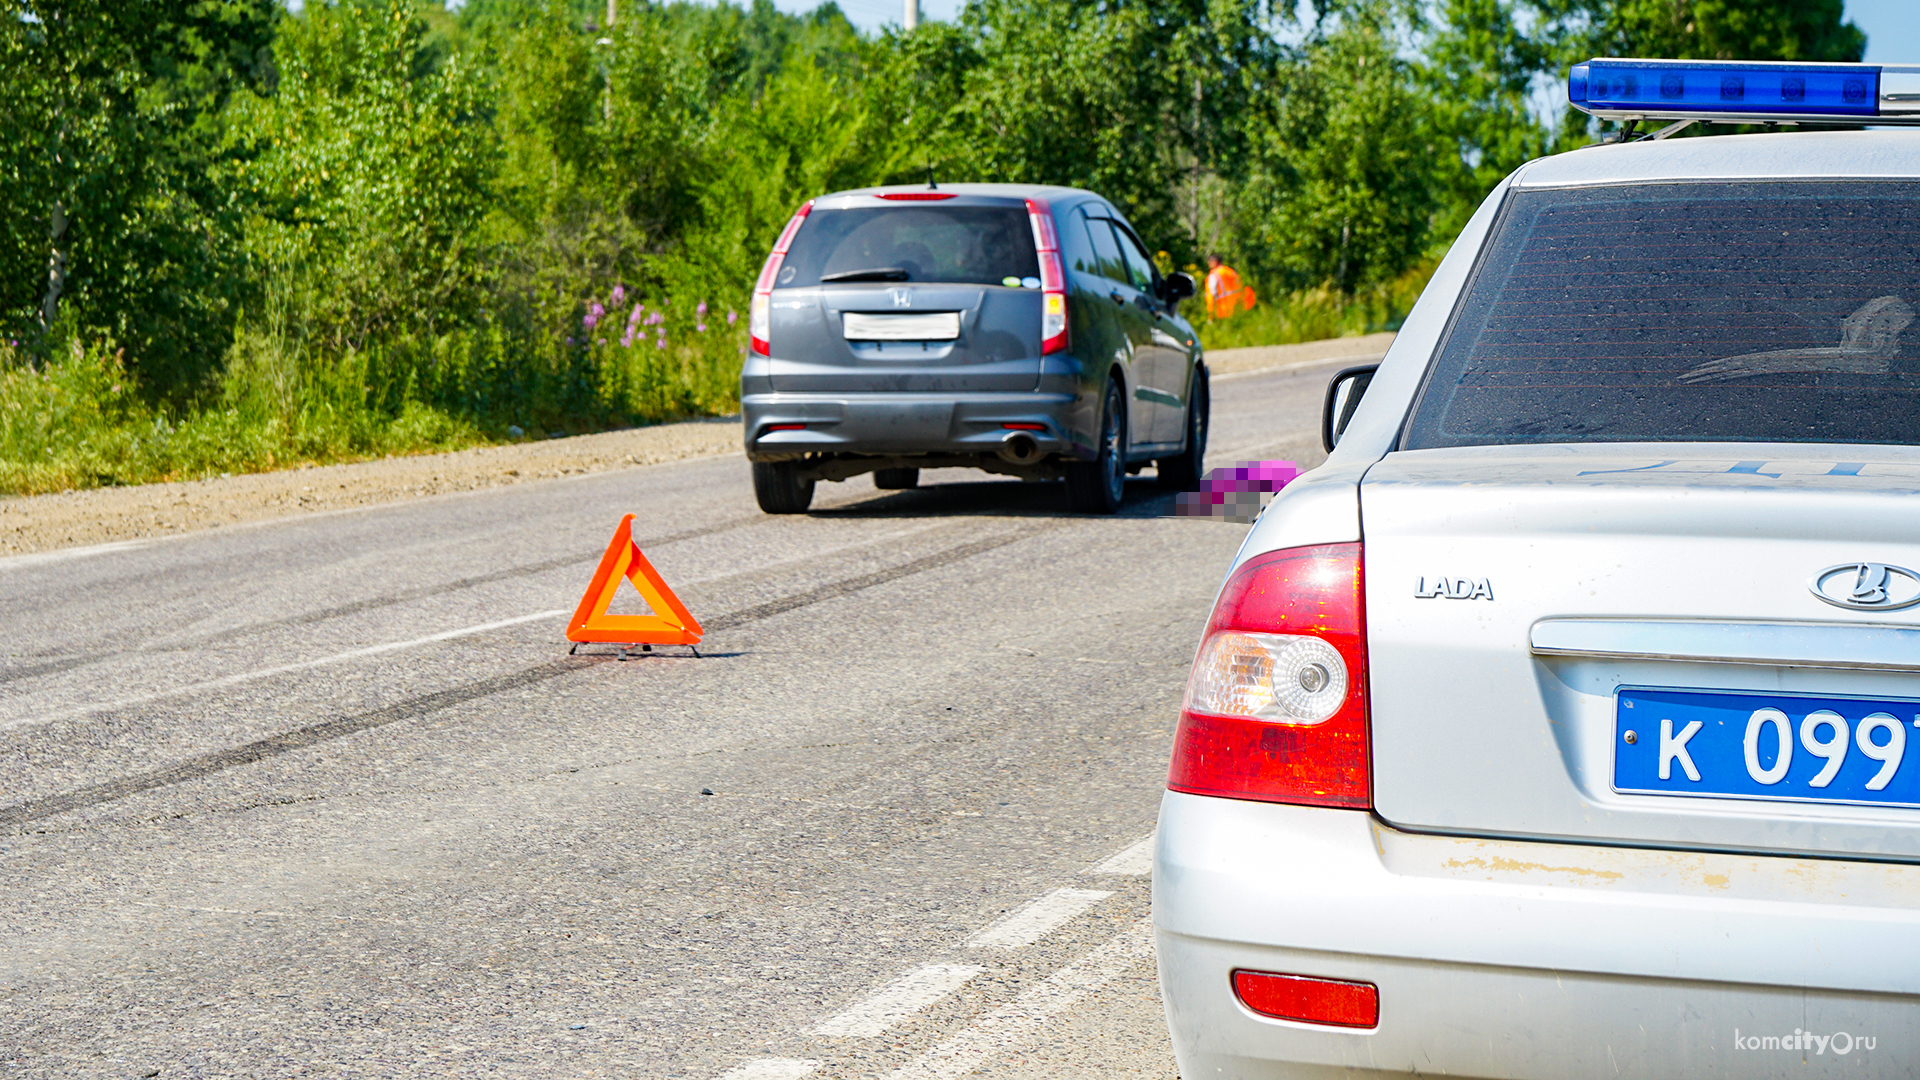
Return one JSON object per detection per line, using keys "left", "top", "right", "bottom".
{"left": 750, "top": 200, "right": 814, "bottom": 357}
{"left": 1025, "top": 198, "right": 1068, "bottom": 355}
{"left": 1168, "top": 544, "right": 1370, "bottom": 808}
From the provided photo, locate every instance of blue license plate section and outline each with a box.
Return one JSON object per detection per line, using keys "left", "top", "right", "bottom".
{"left": 1615, "top": 687, "right": 1920, "bottom": 808}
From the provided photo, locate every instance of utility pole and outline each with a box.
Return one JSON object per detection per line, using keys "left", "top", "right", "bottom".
{"left": 904, "top": 0, "right": 918, "bottom": 31}
{"left": 602, "top": 0, "right": 615, "bottom": 122}
{"left": 1190, "top": 74, "right": 1202, "bottom": 246}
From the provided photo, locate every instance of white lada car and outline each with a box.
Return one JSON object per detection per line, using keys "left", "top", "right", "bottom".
{"left": 1157, "top": 59, "right": 1920, "bottom": 1078}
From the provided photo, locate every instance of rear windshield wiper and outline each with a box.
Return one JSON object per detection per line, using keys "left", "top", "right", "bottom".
{"left": 819, "top": 267, "right": 910, "bottom": 283}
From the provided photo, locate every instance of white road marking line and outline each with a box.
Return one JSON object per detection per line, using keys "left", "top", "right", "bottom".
{"left": 808, "top": 963, "right": 985, "bottom": 1038}
{"left": 717, "top": 1059, "right": 821, "bottom": 1080}
{"left": 965, "top": 888, "right": 1112, "bottom": 949}
{"left": 1089, "top": 835, "right": 1154, "bottom": 875}
{"left": 0, "top": 538, "right": 154, "bottom": 573}
{"left": 2, "top": 609, "right": 570, "bottom": 731}
{"left": 885, "top": 918, "right": 1155, "bottom": 1080}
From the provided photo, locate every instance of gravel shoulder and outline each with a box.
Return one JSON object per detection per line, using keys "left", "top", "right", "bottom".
{"left": 0, "top": 418, "right": 742, "bottom": 559}
{"left": 0, "top": 333, "right": 1393, "bottom": 559}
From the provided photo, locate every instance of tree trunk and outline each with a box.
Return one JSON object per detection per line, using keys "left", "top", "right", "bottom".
{"left": 40, "top": 202, "right": 68, "bottom": 331}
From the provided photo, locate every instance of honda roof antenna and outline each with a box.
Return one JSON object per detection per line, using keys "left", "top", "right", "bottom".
{"left": 927, "top": 162, "right": 937, "bottom": 190}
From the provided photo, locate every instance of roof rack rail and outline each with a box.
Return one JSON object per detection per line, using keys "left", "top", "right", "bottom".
{"left": 1570, "top": 58, "right": 1920, "bottom": 126}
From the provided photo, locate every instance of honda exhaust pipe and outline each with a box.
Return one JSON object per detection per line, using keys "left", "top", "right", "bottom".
{"left": 996, "top": 432, "right": 1045, "bottom": 466}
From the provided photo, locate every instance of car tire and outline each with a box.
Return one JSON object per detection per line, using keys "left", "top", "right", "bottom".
{"left": 1066, "top": 378, "right": 1127, "bottom": 514}
{"left": 1157, "top": 369, "right": 1209, "bottom": 490}
{"left": 873, "top": 467, "right": 919, "bottom": 490}
{"left": 752, "top": 461, "right": 815, "bottom": 514}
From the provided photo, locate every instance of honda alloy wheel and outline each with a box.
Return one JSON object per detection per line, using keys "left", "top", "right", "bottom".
{"left": 1067, "top": 379, "right": 1127, "bottom": 514}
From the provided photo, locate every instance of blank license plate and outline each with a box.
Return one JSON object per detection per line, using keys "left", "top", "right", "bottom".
{"left": 1615, "top": 687, "right": 1920, "bottom": 808}
{"left": 842, "top": 312, "right": 960, "bottom": 341}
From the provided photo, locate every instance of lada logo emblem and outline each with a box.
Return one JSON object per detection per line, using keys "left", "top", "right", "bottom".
{"left": 1415, "top": 575, "right": 1494, "bottom": 601}
{"left": 889, "top": 288, "right": 912, "bottom": 308}
{"left": 1809, "top": 562, "right": 1920, "bottom": 611}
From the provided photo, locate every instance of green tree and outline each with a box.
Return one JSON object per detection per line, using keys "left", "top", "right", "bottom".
{"left": 1231, "top": 8, "right": 1445, "bottom": 294}
{"left": 235, "top": 0, "right": 497, "bottom": 354}
{"left": 1424, "top": 0, "right": 1554, "bottom": 236}
{"left": 1573, "top": 0, "right": 1865, "bottom": 62}
{"left": 0, "top": 0, "right": 277, "bottom": 396}
{"left": 1421, "top": 0, "right": 1866, "bottom": 244}
{"left": 866, "top": 0, "right": 1282, "bottom": 260}
{"left": 673, "top": 41, "right": 885, "bottom": 305}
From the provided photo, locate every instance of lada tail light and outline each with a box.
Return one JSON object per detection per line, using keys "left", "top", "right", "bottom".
{"left": 749, "top": 200, "right": 813, "bottom": 357}
{"left": 1025, "top": 197, "right": 1068, "bottom": 355}
{"left": 1168, "top": 544, "right": 1370, "bottom": 808}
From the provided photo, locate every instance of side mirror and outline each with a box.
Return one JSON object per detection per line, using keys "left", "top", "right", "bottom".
{"left": 1161, "top": 271, "right": 1195, "bottom": 303}
{"left": 1322, "top": 364, "right": 1378, "bottom": 452}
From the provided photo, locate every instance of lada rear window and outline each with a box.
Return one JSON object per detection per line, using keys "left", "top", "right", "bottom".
{"left": 776, "top": 205, "right": 1040, "bottom": 288}
{"left": 1404, "top": 181, "right": 1920, "bottom": 448}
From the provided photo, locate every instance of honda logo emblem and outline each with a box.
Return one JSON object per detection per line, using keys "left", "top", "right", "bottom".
{"left": 889, "top": 288, "right": 912, "bottom": 308}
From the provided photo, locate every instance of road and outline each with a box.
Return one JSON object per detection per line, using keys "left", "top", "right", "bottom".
{"left": 0, "top": 357, "right": 1344, "bottom": 1079}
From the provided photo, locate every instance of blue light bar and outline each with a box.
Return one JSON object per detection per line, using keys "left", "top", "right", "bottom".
{"left": 1568, "top": 59, "right": 1920, "bottom": 124}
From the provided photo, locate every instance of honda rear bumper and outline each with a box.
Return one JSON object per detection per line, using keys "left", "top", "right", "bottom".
{"left": 741, "top": 391, "right": 1086, "bottom": 462}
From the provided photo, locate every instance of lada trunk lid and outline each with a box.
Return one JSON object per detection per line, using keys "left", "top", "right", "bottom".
{"left": 1363, "top": 445, "right": 1920, "bottom": 863}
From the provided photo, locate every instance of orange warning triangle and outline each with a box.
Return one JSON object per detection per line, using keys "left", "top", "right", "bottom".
{"left": 567, "top": 514, "right": 703, "bottom": 645}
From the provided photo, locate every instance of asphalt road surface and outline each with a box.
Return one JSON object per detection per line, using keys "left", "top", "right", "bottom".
{"left": 0, "top": 358, "right": 1342, "bottom": 1079}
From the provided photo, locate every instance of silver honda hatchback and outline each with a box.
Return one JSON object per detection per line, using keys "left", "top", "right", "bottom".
{"left": 740, "top": 183, "right": 1205, "bottom": 514}
{"left": 1158, "top": 61, "right": 1920, "bottom": 1080}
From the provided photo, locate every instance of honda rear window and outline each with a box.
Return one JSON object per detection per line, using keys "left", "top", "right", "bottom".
{"left": 1404, "top": 181, "right": 1920, "bottom": 448}
{"left": 776, "top": 206, "right": 1039, "bottom": 288}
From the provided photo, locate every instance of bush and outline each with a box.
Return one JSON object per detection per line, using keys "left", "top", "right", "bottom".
{"left": 0, "top": 333, "right": 482, "bottom": 495}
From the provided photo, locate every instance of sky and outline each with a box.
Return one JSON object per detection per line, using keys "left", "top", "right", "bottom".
{"left": 1849, "top": 0, "right": 1920, "bottom": 63}
{"left": 804, "top": 0, "right": 1920, "bottom": 61}
{"left": 824, "top": 0, "right": 960, "bottom": 29}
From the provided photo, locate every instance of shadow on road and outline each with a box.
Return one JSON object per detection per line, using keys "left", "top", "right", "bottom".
{"left": 809, "top": 477, "right": 1181, "bottom": 519}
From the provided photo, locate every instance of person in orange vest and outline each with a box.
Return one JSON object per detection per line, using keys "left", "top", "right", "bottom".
{"left": 1204, "top": 254, "right": 1257, "bottom": 319}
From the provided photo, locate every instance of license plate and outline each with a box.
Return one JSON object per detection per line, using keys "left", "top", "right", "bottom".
{"left": 1615, "top": 687, "right": 1920, "bottom": 808}
{"left": 842, "top": 312, "right": 960, "bottom": 341}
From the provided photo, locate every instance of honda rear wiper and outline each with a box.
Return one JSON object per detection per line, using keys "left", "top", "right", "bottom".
{"left": 820, "top": 267, "right": 910, "bottom": 283}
